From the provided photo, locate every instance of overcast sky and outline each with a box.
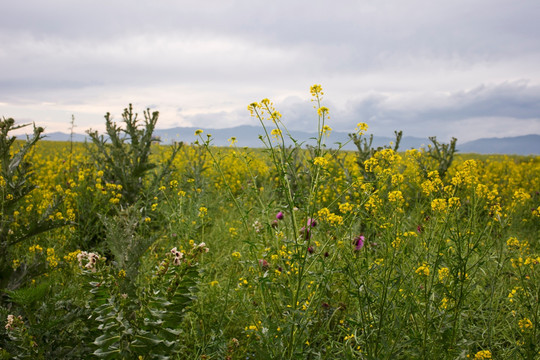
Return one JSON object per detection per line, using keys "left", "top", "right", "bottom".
{"left": 1, "top": 0, "right": 540, "bottom": 142}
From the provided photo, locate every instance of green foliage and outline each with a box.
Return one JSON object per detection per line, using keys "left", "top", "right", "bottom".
{"left": 84, "top": 245, "right": 204, "bottom": 359}
{"left": 0, "top": 118, "right": 64, "bottom": 291}
{"left": 86, "top": 104, "right": 182, "bottom": 207}
{"left": 1, "top": 89, "right": 539, "bottom": 359}
{"left": 418, "top": 136, "right": 458, "bottom": 179}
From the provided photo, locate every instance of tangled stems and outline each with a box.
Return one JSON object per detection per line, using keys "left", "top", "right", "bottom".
{"left": 195, "top": 132, "right": 252, "bottom": 235}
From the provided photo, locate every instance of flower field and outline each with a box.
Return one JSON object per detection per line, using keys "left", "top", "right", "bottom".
{"left": 1, "top": 87, "right": 539, "bottom": 359}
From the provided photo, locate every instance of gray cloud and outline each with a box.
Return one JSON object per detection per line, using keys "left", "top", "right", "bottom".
{"left": 1, "top": 1, "right": 539, "bottom": 141}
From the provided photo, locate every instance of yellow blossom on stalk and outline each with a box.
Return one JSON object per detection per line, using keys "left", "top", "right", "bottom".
{"left": 271, "top": 128, "right": 282, "bottom": 139}
{"left": 317, "top": 106, "right": 329, "bottom": 117}
{"left": 475, "top": 183, "right": 488, "bottom": 198}
{"left": 512, "top": 188, "right": 531, "bottom": 204}
{"left": 29, "top": 244, "right": 43, "bottom": 253}
{"left": 118, "top": 269, "right": 126, "bottom": 278}
{"left": 506, "top": 237, "right": 520, "bottom": 249}
{"left": 63, "top": 250, "right": 81, "bottom": 262}
{"left": 448, "top": 197, "right": 461, "bottom": 208}
{"left": 438, "top": 267, "right": 450, "bottom": 282}
{"left": 228, "top": 137, "right": 237, "bottom": 146}
{"left": 313, "top": 157, "right": 328, "bottom": 167}
{"left": 198, "top": 207, "right": 207, "bottom": 218}
{"left": 46, "top": 248, "right": 59, "bottom": 268}
{"left": 194, "top": 129, "right": 203, "bottom": 136}
{"left": 518, "top": 318, "right": 533, "bottom": 332}
{"left": 391, "top": 236, "right": 403, "bottom": 249}
{"left": 440, "top": 297, "right": 449, "bottom": 310}
{"left": 339, "top": 202, "right": 354, "bottom": 214}
{"left": 388, "top": 190, "right": 404, "bottom": 205}
{"left": 356, "top": 122, "right": 368, "bottom": 135}
{"left": 473, "top": 350, "right": 492, "bottom": 359}
{"left": 231, "top": 251, "right": 241, "bottom": 259}
{"left": 322, "top": 125, "right": 332, "bottom": 135}
{"left": 415, "top": 262, "right": 430, "bottom": 276}
{"left": 508, "top": 286, "right": 521, "bottom": 302}
{"left": 271, "top": 111, "right": 282, "bottom": 121}
{"left": 431, "top": 198, "right": 447, "bottom": 212}
{"left": 310, "top": 84, "right": 323, "bottom": 96}
{"left": 248, "top": 102, "right": 261, "bottom": 116}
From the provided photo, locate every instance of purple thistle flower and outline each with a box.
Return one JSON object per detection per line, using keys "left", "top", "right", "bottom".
{"left": 307, "top": 218, "right": 317, "bottom": 227}
{"left": 276, "top": 211, "right": 284, "bottom": 220}
{"left": 353, "top": 235, "right": 365, "bottom": 251}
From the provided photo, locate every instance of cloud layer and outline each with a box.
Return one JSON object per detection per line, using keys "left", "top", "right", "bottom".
{"left": 1, "top": 0, "right": 539, "bottom": 141}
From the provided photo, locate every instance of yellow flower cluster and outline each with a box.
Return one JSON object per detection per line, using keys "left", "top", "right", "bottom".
{"left": 473, "top": 350, "right": 492, "bottom": 359}
{"left": 317, "top": 207, "right": 344, "bottom": 226}
{"left": 415, "top": 262, "right": 430, "bottom": 276}
{"left": 46, "top": 248, "right": 59, "bottom": 268}
{"left": 431, "top": 198, "right": 447, "bottom": 212}
{"left": 313, "top": 157, "right": 329, "bottom": 168}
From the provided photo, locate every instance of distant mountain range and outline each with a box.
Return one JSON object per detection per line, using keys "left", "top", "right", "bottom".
{"left": 40, "top": 125, "right": 540, "bottom": 155}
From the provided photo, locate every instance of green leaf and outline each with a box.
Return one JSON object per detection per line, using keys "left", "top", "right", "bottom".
{"left": 133, "top": 332, "right": 163, "bottom": 346}
{"left": 93, "top": 347, "right": 120, "bottom": 359}
{"left": 94, "top": 334, "right": 120, "bottom": 347}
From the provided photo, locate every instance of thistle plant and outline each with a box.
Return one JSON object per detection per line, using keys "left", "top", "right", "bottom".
{"left": 349, "top": 129, "right": 402, "bottom": 182}
{"left": 86, "top": 104, "right": 182, "bottom": 207}
{"left": 0, "top": 118, "right": 65, "bottom": 291}
{"left": 84, "top": 243, "right": 207, "bottom": 359}
{"left": 80, "top": 105, "right": 182, "bottom": 249}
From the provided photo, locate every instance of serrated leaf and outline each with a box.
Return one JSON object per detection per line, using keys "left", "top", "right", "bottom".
{"left": 93, "top": 347, "right": 120, "bottom": 358}
{"left": 133, "top": 332, "right": 163, "bottom": 346}
{"left": 94, "top": 334, "right": 120, "bottom": 347}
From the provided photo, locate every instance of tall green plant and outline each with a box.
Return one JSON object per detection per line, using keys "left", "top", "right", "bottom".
{"left": 80, "top": 105, "right": 182, "bottom": 249}
{"left": 86, "top": 104, "right": 182, "bottom": 206}
{"left": 0, "top": 118, "right": 64, "bottom": 291}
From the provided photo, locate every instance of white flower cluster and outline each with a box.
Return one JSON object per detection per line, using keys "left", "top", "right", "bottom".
{"left": 77, "top": 251, "right": 101, "bottom": 271}
{"left": 170, "top": 247, "right": 184, "bottom": 266}
{"left": 5, "top": 314, "right": 23, "bottom": 330}
{"left": 194, "top": 242, "right": 209, "bottom": 253}
{"left": 252, "top": 220, "right": 263, "bottom": 233}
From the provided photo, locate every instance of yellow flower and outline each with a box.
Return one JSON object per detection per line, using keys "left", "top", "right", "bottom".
{"left": 317, "top": 107, "right": 329, "bottom": 117}
{"left": 518, "top": 318, "right": 533, "bottom": 332}
{"left": 431, "top": 198, "right": 447, "bottom": 212}
{"left": 473, "top": 350, "right": 492, "bottom": 359}
{"left": 195, "top": 129, "right": 203, "bottom": 136}
{"left": 322, "top": 125, "right": 332, "bottom": 135}
{"left": 198, "top": 207, "right": 208, "bottom": 218}
{"left": 310, "top": 84, "right": 323, "bottom": 96}
{"left": 270, "top": 128, "right": 282, "bottom": 139}
{"left": 438, "top": 267, "right": 450, "bottom": 282}
{"left": 415, "top": 262, "right": 430, "bottom": 276}
{"left": 356, "top": 122, "right": 368, "bottom": 132}
{"left": 313, "top": 157, "right": 328, "bottom": 167}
